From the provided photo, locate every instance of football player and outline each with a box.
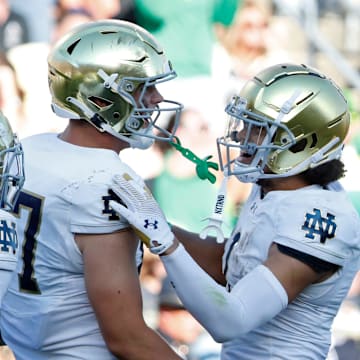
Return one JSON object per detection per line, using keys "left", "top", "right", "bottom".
{"left": 0, "top": 111, "right": 24, "bottom": 358}
{"left": 110, "top": 63, "right": 360, "bottom": 359}
{"left": 0, "top": 20, "right": 183, "bottom": 359}
{"left": 0, "top": 110, "right": 24, "bottom": 299}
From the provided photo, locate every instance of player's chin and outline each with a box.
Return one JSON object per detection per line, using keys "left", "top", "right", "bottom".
{"left": 237, "top": 153, "right": 253, "bottom": 164}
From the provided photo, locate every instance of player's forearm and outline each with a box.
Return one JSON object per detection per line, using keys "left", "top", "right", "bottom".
{"left": 171, "top": 226, "right": 226, "bottom": 284}
{"left": 106, "top": 325, "right": 182, "bottom": 359}
{"left": 161, "top": 244, "right": 287, "bottom": 343}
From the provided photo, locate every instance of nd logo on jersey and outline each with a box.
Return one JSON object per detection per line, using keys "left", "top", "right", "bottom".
{"left": 102, "top": 190, "right": 120, "bottom": 221}
{"left": 302, "top": 208, "right": 336, "bottom": 244}
{"left": 0, "top": 219, "right": 17, "bottom": 254}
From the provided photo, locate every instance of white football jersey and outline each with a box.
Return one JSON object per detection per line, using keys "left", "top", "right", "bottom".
{"left": 222, "top": 183, "right": 360, "bottom": 360}
{"left": 0, "top": 133, "right": 144, "bottom": 359}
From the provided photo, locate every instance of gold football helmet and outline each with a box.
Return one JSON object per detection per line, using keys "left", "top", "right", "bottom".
{"left": 0, "top": 111, "right": 24, "bottom": 211}
{"left": 48, "top": 20, "right": 183, "bottom": 149}
{"left": 217, "top": 63, "right": 350, "bottom": 183}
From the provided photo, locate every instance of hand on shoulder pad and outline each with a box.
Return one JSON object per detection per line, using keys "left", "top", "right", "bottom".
{"left": 110, "top": 173, "right": 174, "bottom": 255}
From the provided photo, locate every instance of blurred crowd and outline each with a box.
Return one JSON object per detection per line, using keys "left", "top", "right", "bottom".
{"left": 1, "top": 0, "right": 360, "bottom": 359}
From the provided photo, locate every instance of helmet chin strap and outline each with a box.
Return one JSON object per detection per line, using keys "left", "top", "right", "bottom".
{"left": 100, "top": 122, "right": 154, "bottom": 149}
{"left": 234, "top": 164, "right": 262, "bottom": 183}
{"left": 66, "top": 96, "right": 96, "bottom": 119}
{"left": 265, "top": 89, "right": 302, "bottom": 141}
{"left": 64, "top": 96, "right": 153, "bottom": 149}
{"left": 51, "top": 103, "right": 81, "bottom": 119}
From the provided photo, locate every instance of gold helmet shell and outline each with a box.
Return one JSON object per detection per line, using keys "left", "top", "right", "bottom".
{"left": 218, "top": 63, "right": 350, "bottom": 182}
{"left": 48, "top": 19, "right": 182, "bottom": 149}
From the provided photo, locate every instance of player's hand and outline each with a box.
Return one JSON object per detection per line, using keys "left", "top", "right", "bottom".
{"left": 110, "top": 173, "right": 174, "bottom": 255}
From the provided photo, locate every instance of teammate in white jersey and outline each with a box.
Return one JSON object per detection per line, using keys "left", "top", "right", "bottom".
{"left": 0, "top": 111, "right": 24, "bottom": 360}
{"left": 0, "top": 20, "right": 184, "bottom": 359}
{"left": 0, "top": 111, "right": 24, "bottom": 300}
{"left": 110, "top": 63, "right": 360, "bottom": 359}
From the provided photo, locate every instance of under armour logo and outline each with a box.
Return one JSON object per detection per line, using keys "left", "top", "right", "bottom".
{"left": 144, "top": 219, "right": 158, "bottom": 229}
{"left": 301, "top": 208, "right": 336, "bottom": 243}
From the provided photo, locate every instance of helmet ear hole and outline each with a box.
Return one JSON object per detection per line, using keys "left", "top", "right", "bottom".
{"left": 309, "top": 133, "right": 318, "bottom": 148}
{"left": 289, "top": 138, "right": 307, "bottom": 153}
{"left": 289, "top": 133, "right": 318, "bottom": 154}
{"left": 88, "top": 96, "right": 113, "bottom": 109}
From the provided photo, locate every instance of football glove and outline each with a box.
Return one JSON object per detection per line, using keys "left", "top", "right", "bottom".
{"left": 110, "top": 173, "right": 174, "bottom": 255}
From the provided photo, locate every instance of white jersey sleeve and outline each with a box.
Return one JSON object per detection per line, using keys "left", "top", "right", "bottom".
{"left": 267, "top": 184, "right": 360, "bottom": 265}
{"left": 68, "top": 170, "right": 130, "bottom": 234}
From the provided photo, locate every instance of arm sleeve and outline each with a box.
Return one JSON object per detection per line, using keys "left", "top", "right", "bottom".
{"left": 161, "top": 244, "right": 288, "bottom": 342}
